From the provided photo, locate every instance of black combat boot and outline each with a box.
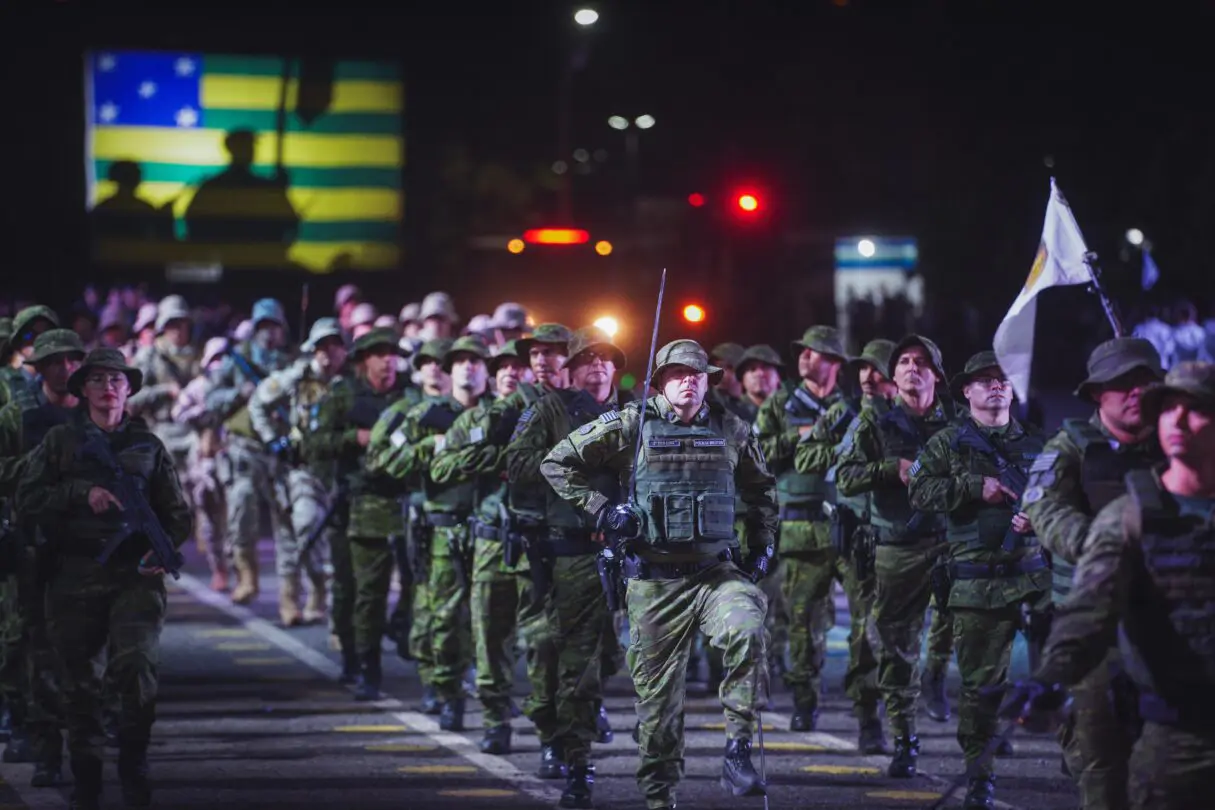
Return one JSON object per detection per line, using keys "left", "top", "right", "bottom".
{"left": 887, "top": 734, "right": 920, "bottom": 778}
{"left": 537, "top": 741, "right": 567, "bottom": 779}
{"left": 117, "top": 741, "right": 152, "bottom": 807}
{"left": 2, "top": 725, "right": 33, "bottom": 763}
{"left": 69, "top": 757, "right": 103, "bottom": 810}
{"left": 419, "top": 685, "right": 441, "bottom": 714}
{"left": 631, "top": 721, "right": 640, "bottom": 743}
{"left": 594, "top": 701, "right": 613, "bottom": 744}
{"left": 789, "top": 706, "right": 819, "bottom": 732}
{"left": 338, "top": 636, "right": 359, "bottom": 685}
{"left": 921, "top": 668, "right": 950, "bottom": 722}
{"left": 439, "top": 697, "right": 465, "bottom": 732}
{"left": 353, "top": 650, "right": 382, "bottom": 702}
{"left": 857, "top": 708, "right": 890, "bottom": 755}
{"left": 720, "top": 738, "right": 766, "bottom": 797}
{"left": 962, "top": 774, "right": 995, "bottom": 809}
{"left": 479, "top": 724, "right": 512, "bottom": 755}
{"left": 558, "top": 762, "right": 595, "bottom": 809}
{"left": 31, "top": 758, "right": 63, "bottom": 787}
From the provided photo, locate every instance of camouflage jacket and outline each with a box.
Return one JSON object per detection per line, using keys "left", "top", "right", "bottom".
{"left": 0, "top": 367, "right": 38, "bottom": 411}
{"left": 754, "top": 380, "right": 844, "bottom": 480}
{"left": 203, "top": 340, "right": 293, "bottom": 441}
{"left": 249, "top": 357, "right": 339, "bottom": 448}
{"left": 128, "top": 338, "right": 199, "bottom": 454}
{"left": 0, "top": 387, "right": 76, "bottom": 498}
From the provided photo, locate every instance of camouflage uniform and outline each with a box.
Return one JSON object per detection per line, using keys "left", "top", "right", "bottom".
{"left": 1024, "top": 338, "right": 1165, "bottom": 810}
{"left": 0, "top": 306, "right": 61, "bottom": 410}
{"left": 16, "top": 349, "right": 192, "bottom": 807}
{"left": 907, "top": 351, "right": 1051, "bottom": 805}
{"left": 836, "top": 334, "right": 956, "bottom": 775}
{"left": 542, "top": 340, "right": 779, "bottom": 810}
{"left": 1033, "top": 360, "right": 1215, "bottom": 810}
{"left": 127, "top": 296, "right": 199, "bottom": 474}
{"left": 754, "top": 326, "right": 848, "bottom": 729}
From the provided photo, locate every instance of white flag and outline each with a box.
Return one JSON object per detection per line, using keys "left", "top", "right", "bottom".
{"left": 993, "top": 177, "right": 1093, "bottom": 402}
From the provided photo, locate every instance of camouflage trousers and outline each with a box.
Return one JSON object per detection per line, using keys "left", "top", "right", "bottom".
{"left": 348, "top": 536, "right": 393, "bottom": 656}
{"left": 1126, "top": 721, "right": 1215, "bottom": 810}
{"left": 951, "top": 605, "right": 1024, "bottom": 779}
{"left": 1059, "top": 647, "right": 1133, "bottom": 810}
{"left": 519, "top": 564, "right": 558, "bottom": 744}
{"left": 184, "top": 442, "right": 226, "bottom": 576}
{"left": 925, "top": 595, "right": 955, "bottom": 677}
{"left": 281, "top": 468, "right": 333, "bottom": 592}
{"left": 627, "top": 562, "right": 769, "bottom": 810}
{"left": 549, "top": 554, "right": 608, "bottom": 768}
{"left": 428, "top": 524, "right": 473, "bottom": 702}
{"left": 1, "top": 553, "right": 65, "bottom": 763}
{"left": 471, "top": 535, "right": 524, "bottom": 728}
{"left": 0, "top": 575, "right": 21, "bottom": 709}
{"left": 220, "top": 437, "right": 293, "bottom": 559}
{"left": 872, "top": 538, "right": 949, "bottom": 738}
{"left": 46, "top": 556, "right": 166, "bottom": 765}
{"left": 329, "top": 516, "right": 354, "bottom": 645}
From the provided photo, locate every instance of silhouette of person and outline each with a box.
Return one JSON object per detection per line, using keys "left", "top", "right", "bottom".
{"left": 184, "top": 129, "right": 300, "bottom": 265}
{"left": 90, "top": 160, "right": 175, "bottom": 244}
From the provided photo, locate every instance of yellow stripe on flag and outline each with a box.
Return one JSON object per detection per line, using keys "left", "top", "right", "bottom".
{"left": 201, "top": 76, "right": 403, "bottom": 113}
{"left": 91, "top": 181, "right": 402, "bottom": 222}
{"left": 93, "top": 127, "right": 402, "bottom": 168}
{"left": 94, "top": 238, "right": 399, "bottom": 272}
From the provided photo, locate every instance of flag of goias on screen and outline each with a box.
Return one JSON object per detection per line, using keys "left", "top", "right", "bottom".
{"left": 85, "top": 50, "right": 404, "bottom": 273}
{"left": 993, "top": 178, "right": 1093, "bottom": 402}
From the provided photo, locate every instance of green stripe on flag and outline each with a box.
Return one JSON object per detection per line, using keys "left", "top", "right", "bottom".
{"left": 203, "top": 108, "right": 401, "bottom": 135}
{"left": 203, "top": 55, "right": 403, "bottom": 81}
{"left": 93, "top": 161, "right": 402, "bottom": 189}
{"left": 298, "top": 220, "right": 400, "bottom": 243}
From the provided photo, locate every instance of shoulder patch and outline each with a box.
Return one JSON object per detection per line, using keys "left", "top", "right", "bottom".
{"left": 907, "top": 459, "right": 922, "bottom": 478}
{"left": 509, "top": 405, "right": 536, "bottom": 443}
{"left": 578, "top": 423, "right": 596, "bottom": 435}
{"left": 600, "top": 409, "right": 621, "bottom": 424}
{"left": 469, "top": 426, "right": 484, "bottom": 444}
{"left": 1022, "top": 485, "right": 1045, "bottom": 505}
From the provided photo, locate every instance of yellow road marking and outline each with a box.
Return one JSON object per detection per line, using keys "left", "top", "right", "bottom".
{"left": 216, "top": 641, "right": 272, "bottom": 651}
{"left": 335, "top": 725, "right": 410, "bottom": 733}
{"left": 802, "top": 764, "right": 881, "bottom": 775}
{"left": 764, "top": 741, "right": 827, "bottom": 752}
{"left": 398, "top": 765, "right": 476, "bottom": 774}
{"left": 867, "top": 790, "right": 942, "bottom": 800}
{"left": 232, "top": 656, "right": 293, "bottom": 666}
{"left": 366, "top": 743, "right": 436, "bottom": 752}
{"left": 697, "top": 722, "right": 775, "bottom": 731}
{"left": 438, "top": 789, "right": 517, "bottom": 798}
{"left": 197, "top": 628, "right": 252, "bottom": 638}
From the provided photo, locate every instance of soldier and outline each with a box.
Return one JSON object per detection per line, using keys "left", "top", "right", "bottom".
{"left": 734, "top": 344, "right": 784, "bottom": 423}
{"left": 0, "top": 330, "right": 87, "bottom": 784}
{"left": 1023, "top": 336, "right": 1165, "bottom": 810}
{"left": 369, "top": 335, "right": 493, "bottom": 721}
{"left": 1006, "top": 361, "right": 1215, "bottom": 810}
{"left": 754, "top": 325, "right": 848, "bottom": 732}
{"left": 128, "top": 295, "right": 198, "bottom": 487}
{"left": 542, "top": 339, "right": 778, "bottom": 810}
{"left": 303, "top": 327, "right": 411, "bottom": 697}
{"left": 836, "top": 334, "right": 956, "bottom": 778}
{"left": 489, "top": 302, "right": 531, "bottom": 349}
{"left": 1, "top": 305, "right": 60, "bottom": 408}
{"left": 506, "top": 325, "right": 632, "bottom": 807}
{"left": 250, "top": 318, "right": 349, "bottom": 626}
{"left": 205, "top": 298, "right": 293, "bottom": 605}
{"left": 16, "top": 348, "right": 192, "bottom": 810}
{"left": 419, "top": 292, "right": 459, "bottom": 341}
{"left": 907, "top": 351, "right": 1051, "bottom": 808}
{"left": 709, "top": 342, "right": 745, "bottom": 403}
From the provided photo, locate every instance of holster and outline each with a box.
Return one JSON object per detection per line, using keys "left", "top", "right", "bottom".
{"left": 406, "top": 505, "right": 432, "bottom": 581}
{"left": 521, "top": 525, "right": 553, "bottom": 609}
{"left": 1019, "top": 601, "right": 1052, "bottom": 673}
{"left": 446, "top": 528, "right": 471, "bottom": 592}
{"left": 930, "top": 557, "right": 952, "bottom": 610}
{"left": 500, "top": 504, "right": 522, "bottom": 569}
{"left": 852, "top": 525, "right": 876, "bottom": 581}
{"left": 596, "top": 548, "right": 623, "bottom": 611}
{"left": 826, "top": 502, "right": 860, "bottom": 557}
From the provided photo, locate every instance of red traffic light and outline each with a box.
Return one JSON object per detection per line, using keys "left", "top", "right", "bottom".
{"left": 522, "top": 228, "right": 590, "bottom": 245}
{"left": 687, "top": 192, "right": 706, "bottom": 207}
{"left": 736, "top": 193, "right": 760, "bottom": 212}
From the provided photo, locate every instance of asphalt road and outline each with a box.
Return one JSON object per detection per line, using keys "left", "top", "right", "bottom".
{"left": 0, "top": 542, "right": 1081, "bottom": 809}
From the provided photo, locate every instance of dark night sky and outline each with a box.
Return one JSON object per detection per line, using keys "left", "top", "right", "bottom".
{"left": 5, "top": 1, "right": 1214, "bottom": 322}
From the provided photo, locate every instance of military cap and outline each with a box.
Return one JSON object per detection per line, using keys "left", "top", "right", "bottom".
{"left": 489, "top": 340, "right": 526, "bottom": 373}
{"left": 412, "top": 338, "right": 454, "bottom": 371}
{"left": 736, "top": 344, "right": 784, "bottom": 374}
{"left": 98, "top": 306, "right": 128, "bottom": 334}
{"left": 399, "top": 302, "right": 422, "bottom": 324}
{"left": 201, "top": 336, "right": 230, "bottom": 369}
{"left": 442, "top": 335, "right": 491, "bottom": 372}
{"left": 491, "top": 302, "right": 529, "bottom": 331}
{"left": 1140, "top": 361, "right": 1215, "bottom": 422}
{"left": 351, "top": 326, "right": 407, "bottom": 360}
{"left": 335, "top": 283, "right": 361, "bottom": 311}
{"left": 12, "top": 305, "right": 60, "bottom": 349}
{"left": 888, "top": 334, "right": 946, "bottom": 383}
{"left": 517, "top": 323, "right": 572, "bottom": 359}
{"left": 133, "top": 302, "right": 159, "bottom": 334}
{"left": 420, "top": 291, "right": 458, "bottom": 323}
{"left": 155, "top": 294, "right": 191, "bottom": 332}
{"left": 846, "top": 339, "right": 895, "bottom": 375}
{"left": 1073, "top": 336, "right": 1163, "bottom": 399}
{"left": 67, "top": 347, "right": 143, "bottom": 398}
{"left": 950, "top": 350, "right": 1004, "bottom": 392}
{"left": 349, "top": 302, "right": 378, "bottom": 328}
{"left": 567, "top": 326, "right": 626, "bottom": 369}
{"left": 651, "top": 339, "right": 723, "bottom": 386}
{"left": 251, "top": 298, "right": 287, "bottom": 329}
{"left": 302, "top": 317, "right": 344, "bottom": 352}
{"left": 0, "top": 317, "right": 12, "bottom": 358}
{"left": 710, "top": 342, "right": 746, "bottom": 369}
{"left": 465, "top": 314, "right": 494, "bottom": 335}
{"left": 792, "top": 326, "right": 847, "bottom": 362}
{"left": 24, "top": 329, "right": 87, "bottom": 366}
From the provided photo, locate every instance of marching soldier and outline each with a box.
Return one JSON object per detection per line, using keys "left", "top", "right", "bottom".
{"left": 542, "top": 339, "right": 778, "bottom": 810}
{"left": 1, "top": 306, "right": 60, "bottom": 409}
{"left": 907, "top": 351, "right": 1051, "bottom": 808}
{"left": 128, "top": 295, "right": 199, "bottom": 480}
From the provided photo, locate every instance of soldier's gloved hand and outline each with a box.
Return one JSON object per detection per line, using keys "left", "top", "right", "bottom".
{"left": 744, "top": 545, "right": 775, "bottom": 583}
{"left": 996, "top": 678, "right": 1070, "bottom": 733}
{"left": 597, "top": 503, "right": 643, "bottom": 541}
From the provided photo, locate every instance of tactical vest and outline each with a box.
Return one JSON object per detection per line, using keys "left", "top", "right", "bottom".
{"left": 869, "top": 405, "right": 947, "bottom": 542}
{"left": 423, "top": 398, "right": 496, "bottom": 514}
{"left": 61, "top": 421, "right": 160, "bottom": 546}
{"left": 830, "top": 397, "right": 887, "bottom": 519}
{"left": 545, "top": 388, "right": 624, "bottom": 531}
{"left": 505, "top": 385, "right": 549, "bottom": 520}
{"left": 1118, "top": 470, "right": 1215, "bottom": 726}
{"left": 224, "top": 342, "right": 288, "bottom": 440}
{"left": 1053, "top": 418, "right": 1157, "bottom": 601}
{"left": 346, "top": 385, "right": 406, "bottom": 499}
{"left": 21, "top": 401, "right": 73, "bottom": 454}
{"left": 945, "top": 424, "right": 1044, "bottom": 553}
{"left": 776, "top": 382, "right": 834, "bottom": 514}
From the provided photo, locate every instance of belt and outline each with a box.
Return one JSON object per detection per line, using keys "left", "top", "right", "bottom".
{"left": 546, "top": 531, "right": 600, "bottom": 557}
{"left": 779, "top": 503, "right": 824, "bottom": 522}
{"left": 624, "top": 548, "right": 737, "bottom": 580}
{"left": 470, "top": 519, "right": 503, "bottom": 542}
{"left": 876, "top": 531, "right": 946, "bottom": 547}
{"left": 425, "top": 512, "right": 466, "bottom": 528}
{"left": 950, "top": 553, "right": 1049, "bottom": 580}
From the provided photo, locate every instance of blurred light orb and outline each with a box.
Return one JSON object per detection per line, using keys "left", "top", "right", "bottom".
{"left": 608, "top": 115, "right": 629, "bottom": 130}
{"left": 594, "top": 316, "right": 619, "bottom": 337}
{"left": 634, "top": 114, "right": 656, "bottom": 130}
{"left": 507, "top": 238, "right": 525, "bottom": 254}
{"left": 1126, "top": 228, "right": 1145, "bottom": 246}
{"left": 594, "top": 240, "right": 613, "bottom": 256}
{"left": 857, "top": 239, "right": 876, "bottom": 258}
{"left": 574, "top": 8, "right": 599, "bottom": 26}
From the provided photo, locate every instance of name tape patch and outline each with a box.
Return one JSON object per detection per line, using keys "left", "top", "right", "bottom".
{"left": 647, "top": 439, "right": 681, "bottom": 448}
{"left": 693, "top": 438, "right": 727, "bottom": 448}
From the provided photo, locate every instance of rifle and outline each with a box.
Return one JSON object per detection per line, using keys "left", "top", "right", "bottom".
{"left": 882, "top": 407, "right": 936, "bottom": 536}
{"left": 498, "top": 503, "right": 522, "bottom": 567}
{"left": 418, "top": 402, "right": 458, "bottom": 433}
{"left": 952, "top": 421, "right": 1031, "bottom": 552}
{"left": 298, "top": 481, "right": 348, "bottom": 559}
{"left": 596, "top": 546, "right": 624, "bottom": 611}
{"left": 229, "top": 348, "right": 293, "bottom": 427}
{"left": 405, "top": 504, "right": 432, "bottom": 581}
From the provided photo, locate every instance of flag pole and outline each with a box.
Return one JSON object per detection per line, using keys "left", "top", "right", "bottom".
{"left": 1082, "top": 251, "right": 1126, "bottom": 337}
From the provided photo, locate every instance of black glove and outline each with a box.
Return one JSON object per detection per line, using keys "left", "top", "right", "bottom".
{"left": 744, "top": 545, "right": 775, "bottom": 583}
{"left": 996, "top": 678, "right": 1070, "bottom": 733}
{"left": 418, "top": 403, "right": 458, "bottom": 432}
{"left": 488, "top": 407, "right": 520, "bottom": 445}
{"left": 266, "top": 436, "right": 293, "bottom": 457}
{"left": 597, "top": 503, "right": 643, "bottom": 542}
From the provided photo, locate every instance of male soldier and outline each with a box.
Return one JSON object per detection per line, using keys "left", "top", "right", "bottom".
{"left": 907, "top": 351, "right": 1050, "bottom": 808}
{"left": 0, "top": 306, "right": 60, "bottom": 408}
{"left": 734, "top": 344, "right": 784, "bottom": 424}
{"left": 836, "top": 334, "right": 955, "bottom": 778}
{"left": 490, "top": 302, "right": 531, "bottom": 349}
{"left": 1005, "top": 361, "right": 1215, "bottom": 810}
{"left": 754, "top": 325, "right": 848, "bottom": 731}
{"left": 369, "top": 335, "right": 493, "bottom": 722}
{"left": 792, "top": 338, "right": 896, "bottom": 754}
{"left": 205, "top": 298, "right": 293, "bottom": 604}
{"left": 419, "top": 292, "right": 459, "bottom": 341}
{"left": 507, "top": 325, "right": 631, "bottom": 807}
{"left": 543, "top": 339, "right": 779, "bottom": 810}
{"left": 709, "top": 342, "right": 745, "bottom": 404}
{"left": 128, "top": 294, "right": 198, "bottom": 481}
{"left": 251, "top": 318, "right": 349, "bottom": 626}
{"left": 1023, "top": 337, "right": 1164, "bottom": 810}
{"left": 0, "top": 330, "right": 86, "bottom": 784}
{"left": 17, "top": 348, "right": 192, "bottom": 810}
{"left": 303, "top": 327, "right": 410, "bottom": 698}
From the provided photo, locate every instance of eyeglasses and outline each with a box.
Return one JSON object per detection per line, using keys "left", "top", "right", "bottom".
{"left": 970, "top": 376, "right": 1010, "bottom": 389}
{"left": 578, "top": 350, "right": 614, "bottom": 365}
{"left": 85, "top": 372, "right": 129, "bottom": 390}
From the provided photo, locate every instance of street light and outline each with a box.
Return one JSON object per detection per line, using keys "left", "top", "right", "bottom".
{"left": 857, "top": 238, "right": 876, "bottom": 258}
{"left": 608, "top": 115, "right": 629, "bottom": 130}
{"left": 634, "top": 114, "right": 656, "bottom": 129}
{"left": 1126, "top": 228, "right": 1145, "bottom": 246}
{"left": 574, "top": 8, "right": 599, "bottom": 26}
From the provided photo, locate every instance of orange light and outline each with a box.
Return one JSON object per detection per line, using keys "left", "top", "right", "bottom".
{"left": 682, "top": 304, "right": 705, "bottom": 323}
{"left": 737, "top": 194, "right": 759, "bottom": 212}
{"left": 594, "top": 240, "right": 613, "bottom": 256}
{"left": 523, "top": 228, "right": 590, "bottom": 245}
{"left": 507, "top": 238, "right": 525, "bottom": 254}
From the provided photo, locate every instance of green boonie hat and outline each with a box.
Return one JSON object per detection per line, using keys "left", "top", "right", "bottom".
{"left": 888, "top": 334, "right": 946, "bottom": 382}
{"left": 442, "top": 335, "right": 491, "bottom": 372}
{"left": 351, "top": 326, "right": 406, "bottom": 361}
{"left": 12, "top": 305, "right": 60, "bottom": 349}
{"left": 847, "top": 339, "right": 896, "bottom": 377}
{"left": 950, "top": 350, "right": 1003, "bottom": 392}
{"left": 651, "top": 339, "right": 723, "bottom": 386}
{"left": 1073, "top": 337, "right": 1163, "bottom": 399}
{"left": 412, "top": 338, "right": 454, "bottom": 371}
{"left": 302, "top": 317, "right": 344, "bottom": 353}
{"left": 1140, "top": 361, "right": 1215, "bottom": 423}
{"left": 709, "top": 342, "right": 746, "bottom": 369}
{"left": 567, "top": 326, "right": 626, "bottom": 370}
{"left": 67, "top": 348, "right": 143, "bottom": 398}
{"left": 792, "top": 325, "right": 847, "bottom": 362}
{"left": 516, "top": 323, "right": 572, "bottom": 360}
{"left": 736, "top": 344, "right": 784, "bottom": 373}
{"left": 24, "top": 329, "right": 87, "bottom": 366}
{"left": 489, "top": 340, "right": 526, "bottom": 373}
